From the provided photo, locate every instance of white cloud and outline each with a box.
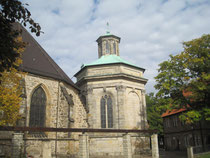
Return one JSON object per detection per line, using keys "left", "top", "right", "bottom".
{"left": 23, "top": 0, "right": 210, "bottom": 93}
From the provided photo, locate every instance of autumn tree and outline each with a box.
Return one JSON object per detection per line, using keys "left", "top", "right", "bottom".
{"left": 0, "top": 36, "right": 25, "bottom": 125}
{"left": 0, "top": 0, "right": 41, "bottom": 73}
{"left": 155, "top": 34, "right": 210, "bottom": 123}
{"left": 0, "top": 0, "right": 41, "bottom": 125}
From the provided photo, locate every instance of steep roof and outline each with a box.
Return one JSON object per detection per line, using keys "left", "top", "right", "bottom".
{"left": 15, "top": 24, "right": 79, "bottom": 90}
{"left": 83, "top": 55, "right": 145, "bottom": 71}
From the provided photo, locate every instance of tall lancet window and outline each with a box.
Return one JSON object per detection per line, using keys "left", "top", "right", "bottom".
{"left": 113, "top": 42, "right": 116, "bottom": 54}
{"left": 106, "top": 41, "right": 110, "bottom": 54}
{"left": 29, "top": 87, "right": 46, "bottom": 127}
{"left": 100, "top": 95, "right": 113, "bottom": 128}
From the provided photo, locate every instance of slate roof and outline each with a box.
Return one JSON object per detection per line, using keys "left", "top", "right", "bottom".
{"left": 15, "top": 23, "right": 79, "bottom": 90}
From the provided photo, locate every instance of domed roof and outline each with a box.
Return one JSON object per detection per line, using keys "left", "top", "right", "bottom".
{"left": 83, "top": 55, "right": 145, "bottom": 71}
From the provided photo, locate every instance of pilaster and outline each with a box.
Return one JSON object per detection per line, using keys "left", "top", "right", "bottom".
{"left": 116, "top": 85, "right": 126, "bottom": 129}
{"left": 86, "top": 86, "right": 96, "bottom": 128}
{"left": 151, "top": 134, "right": 159, "bottom": 158}
{"left": 141, "top": 89, "right": 148, "bottom": 129}
{"left": 123, "top": 134, "right": 132, "bottom": 158}
{"left": 79, "top": 133, "right": 89, "bottom": 158}
{"left": 12, "top": 133, "right": 24, "bottom": 158}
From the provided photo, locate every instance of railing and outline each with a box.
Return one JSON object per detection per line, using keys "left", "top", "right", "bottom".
{"left": 0, "top": 126, "right": 157, "bottom": 133}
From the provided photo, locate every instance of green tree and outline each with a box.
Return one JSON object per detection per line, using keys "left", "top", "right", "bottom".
{"left": 0, "top": 0, "right": 41, "bottom": 73}
{"left": 155, "top": 34, "right": 210, "bottom": 123}
{"left": 146, "top": 93, "right": 169, "bottom": 134}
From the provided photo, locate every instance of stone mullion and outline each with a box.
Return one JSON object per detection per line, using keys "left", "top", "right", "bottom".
{"left": 105, "top": 99, "right": 108, "bottom": 128}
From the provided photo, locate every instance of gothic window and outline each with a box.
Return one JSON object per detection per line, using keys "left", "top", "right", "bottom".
{"left": 106, "top": 41, "right": 110, "bottom": 54}
{"left": 101, "top": 97, "right": 106, "bottom": 128}
{"left": 113, "top": 42, "right": 116, "bottom": 54}
{"left": 107, "top": 96, "right": 113, "bottom": 128}
{"left": 100, "top": 95, "right": 113, "bottom": 128}
{"left": 29, "top": 87, "right": 46, "bottom": 127}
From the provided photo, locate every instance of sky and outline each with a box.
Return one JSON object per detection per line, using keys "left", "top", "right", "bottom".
{"left": 22, "top": 0, "right": 210, "bottom": 93}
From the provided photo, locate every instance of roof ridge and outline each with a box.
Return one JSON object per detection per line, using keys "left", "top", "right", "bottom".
{"left": 17, "top": 23, "right": 79, "bottom": 90}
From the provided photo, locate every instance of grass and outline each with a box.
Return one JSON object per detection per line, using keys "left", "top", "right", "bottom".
{"left": 196, "top": 153, "right": 210, "bottom": 158}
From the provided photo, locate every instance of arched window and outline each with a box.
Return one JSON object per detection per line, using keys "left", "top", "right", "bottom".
{"left": 29, "top": 87, "right": 46, "bottom": 127}
{"left": 113, "top": 42, "right": 116, "bottom": 54}
{"left": 100, "top": 95, "right": 113, "bottom": 128}
{"left": 106, "top": 41, "right": 110, "bottom": 54}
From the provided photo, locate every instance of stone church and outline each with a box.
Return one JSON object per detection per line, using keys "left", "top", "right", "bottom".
{"left": 0, "top": 25, "right": 149, "bottom": 158}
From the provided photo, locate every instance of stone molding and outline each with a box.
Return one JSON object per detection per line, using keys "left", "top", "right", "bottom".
{"left": 116, "top": 85, "right": 126, "bottom": 92}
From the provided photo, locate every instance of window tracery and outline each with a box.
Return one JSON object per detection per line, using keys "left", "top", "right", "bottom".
{"left": 29, "top": 87, "right": 46, "bottom": 127}
{"left": 100, "top": 95, "right": 113, "bottom": 128}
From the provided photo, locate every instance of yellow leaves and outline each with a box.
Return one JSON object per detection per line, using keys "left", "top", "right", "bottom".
{"left": 0, "top": 70, "right": 22, "bottom": 125}
{"left": 0, "top": 36, "right": 25, "bottom": 126}
{"left": 184, "top": 76, "right": 190, "bottom": 81}
{"left": 13, "top": 36, "right": 25, "bottom": 67}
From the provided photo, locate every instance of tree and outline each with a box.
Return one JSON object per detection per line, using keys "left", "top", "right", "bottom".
{"left": 0, "top": 0, "right": 41, "bottom": 73}
{"left": 155, "top": 34, "right": 210, "bottom": 123}
{"left": 146, "top": 93, "right": 170, "bottom": 134}
{"left": 0, "top": 36, "right": 25, "bottom": 125}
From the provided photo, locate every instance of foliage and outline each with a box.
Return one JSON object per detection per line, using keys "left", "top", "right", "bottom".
{"left": 146, "top": 93, "right": 169, "bottom": 134}
{"left": 0, "top": 0, "right": 41, "bottom": 73}
{"left": 0, "top": 36, "right": 25, "bottom": 126}
{"left": 155, "top": 34, "right": 210, "bottom": 123}
{"left": 146, "top": 92, "right": 156, "bottom": 108}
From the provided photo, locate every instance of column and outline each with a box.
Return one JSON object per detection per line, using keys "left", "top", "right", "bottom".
{"left": 151, "top": 134, "right": 159, "bottom": 158}
{"left": 79, "top": 133, "right": 89, "bottom": 158}
{"left": 12, "top": 133, "right": 24, "bottom": 158}
{"left": 42, "top": 140, "right": 52, "bottom": 158}
{"left": 123, "top": 134, "right": 132, "bottom": 158}
{"left": 187, "top": 146, "right": 194, "bottom": 158}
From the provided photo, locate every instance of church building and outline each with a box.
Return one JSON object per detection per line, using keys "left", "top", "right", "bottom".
{"left": 75, "top": 32, "right": 148, "bottom": 130}
{"left": 0, "top": 25, "right": 149, "bottom": 158}
{"left": 74, "top": 32, "right": 149, "bottom": 157}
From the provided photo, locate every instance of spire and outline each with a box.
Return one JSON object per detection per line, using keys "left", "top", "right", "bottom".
{"left": 106, "top": 22, "right": 111, "bottom": 35}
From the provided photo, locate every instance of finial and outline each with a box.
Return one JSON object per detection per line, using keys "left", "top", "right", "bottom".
{"left": 106, "top": 22, "right": 110, "bottom": 35}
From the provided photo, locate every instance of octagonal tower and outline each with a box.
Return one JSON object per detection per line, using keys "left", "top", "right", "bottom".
{"left": 74, "top": 33, "right": 148, "bottom": 130}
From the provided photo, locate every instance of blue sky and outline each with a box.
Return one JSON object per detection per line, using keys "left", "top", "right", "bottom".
{"left": 22, "top": 0, "right": 210, "bottom": 93}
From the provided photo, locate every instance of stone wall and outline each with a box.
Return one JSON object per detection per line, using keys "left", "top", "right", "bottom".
{"left": 0, "top": 131, "right": 13, "bottom": 157}
{"left": 79, "top": 133, "right": 151, "bottom": 158}
{"left": 79, "top": 78, "right": 147, "bottom": 130}
{"left": 76, "top": 64, "right": 145, "bottom": 82}
{"left": 16, "top": 73, "right": 88, "bottom": 157}
{"left": 89, "top": 135, "right": 124, "bottom": 157}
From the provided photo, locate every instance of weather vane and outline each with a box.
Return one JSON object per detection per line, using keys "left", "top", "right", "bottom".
{"left": 106, "top": 22, "right": 110, "bottom": 35}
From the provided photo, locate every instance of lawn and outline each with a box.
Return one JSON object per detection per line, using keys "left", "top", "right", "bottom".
{"left": 196, "top": 153, "right": 210, "bottom": 158}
